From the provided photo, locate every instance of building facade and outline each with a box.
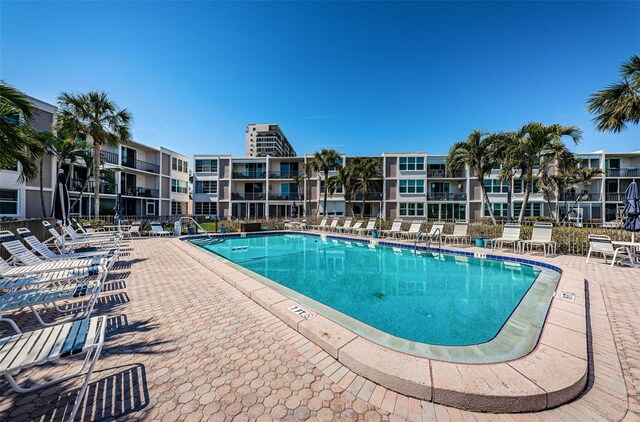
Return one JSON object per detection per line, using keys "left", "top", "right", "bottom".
{"left": 193, "top": 150, "right": 640, "bottom": 223}
{"left": 0, "top": 96, "right": 191, "bottom": 219}
{"left": 245, "top": 124, "right": 296, "bottom": 157}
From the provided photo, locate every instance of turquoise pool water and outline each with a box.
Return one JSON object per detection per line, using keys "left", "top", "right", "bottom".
{"left": 197, "top": 234, "right": 541, "bottom": 346}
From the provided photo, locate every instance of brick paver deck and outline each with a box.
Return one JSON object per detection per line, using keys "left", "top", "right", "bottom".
{"left": 0, "top": 237, "right": 638, "bottom": 421}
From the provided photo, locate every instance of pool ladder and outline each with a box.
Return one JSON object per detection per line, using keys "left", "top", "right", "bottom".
{"left": 417, "top": 227, "right": 441, "bottom": 249}
{"left": 178, "top": 217, "right": 214, "bottom": 241}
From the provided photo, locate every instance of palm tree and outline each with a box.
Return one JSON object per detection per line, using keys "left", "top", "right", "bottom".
{"left": 562, "top": 166, "right": 604, "bottom": 222}
{"left": 307, "top": 148, "right": 342, "bottom": 216}
{"left": 588, "top": 54, "right": 640, "bottom": 133}
{"left": 326, "top": 165, "right": 357, "bottom": 216}
{"left": 353, "top": 157, "right": 383, "bottom": 218}
{"left": 55, "top": 91, "right": 132, "bottom": 217}
{"left": 513, "top": 123, "right": 582, "bottom": 223}
{"left": 490, "top": 132, "right": 521, "bottom": 222}
{"left": 36, "top": 132, "right": 91, "bottom": 217}
{"left": 0, "top": 81, "right": 45, "bottom": 181}
{"left": 446, "top": 130, "right": 498, "bottom": 223}
{"left": 536, "top": 149, "right": 577, "bottom": 222}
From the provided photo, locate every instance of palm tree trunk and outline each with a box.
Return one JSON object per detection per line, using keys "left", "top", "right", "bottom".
{"left": 93, "top": 144, "right": 101, "bottom": 217}
{"left": 479, "top": 178, "right": 497, "bottom": 224}
{"left": 322, "top": 170, "right": 329, "bottom": 217}
{"left": 518, "top": 169, "right": 534, "bottom": 223}
{"left": 506, "top": 178, "right": 513, "bottom": 223}
{"left": 39, "top": 158, "right": 46, "bottom": 217}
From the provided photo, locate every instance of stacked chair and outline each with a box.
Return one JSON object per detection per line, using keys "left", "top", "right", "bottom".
{"left": 0, "top": 223, "right": 124, "bottom": 422}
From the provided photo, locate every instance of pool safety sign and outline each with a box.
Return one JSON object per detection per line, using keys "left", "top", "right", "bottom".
{"left": 288, "top": 305, "right": 315, "bottom": 320}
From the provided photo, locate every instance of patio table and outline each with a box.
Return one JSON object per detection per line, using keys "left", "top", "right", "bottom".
{"left": 612, "top": 241, "right": 640, "bottom": 267}
{"left": 103, "top": 225, "right": 131, "bottom": 232}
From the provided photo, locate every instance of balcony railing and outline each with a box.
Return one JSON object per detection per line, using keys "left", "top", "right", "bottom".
{"left": 232, "top": 171, "right": 266, "bottom": 179}
{"left": 88, "top": 180, "right": 116, "bottom": 194}
{"left": 231, "top": 192, "right": 266, "bottom": 200}
{"left": 354, "top": 192, "right": 383, "bottom": 201}
{"left": 560, "top": 193, "right": 601, "bottom": 202}
{"left": 427, "top": 192, "right": 467, "bottom": 201}
{"left": 68, "top": 178, "right": 116, "bottom": 194}
{"left": 121, "top": 158, "right": 160, "bottom": 174}
{"left": 90, "top": 149, "right": 119, "bottom": 165}
{"left": 426, "top": 169, "right": 466, "bottom": 178}
{"left": 605, "top": 193, "right": 626, "bottom": 202}
{"left": 606, "top": 168, "right": 640, "bottom": 177}
{"left": 137, "top": 187, "right": 159, "bottom": 198}
{"left": 268, "top": 171, "right": 304, "bottom": 179}
{"left": 268, "top": 193, "right": 304, "bottom": 201}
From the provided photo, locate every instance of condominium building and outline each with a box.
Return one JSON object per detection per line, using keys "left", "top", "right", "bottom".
{"left": 192, "top": 149, "right": 640, "bottom": 223}
{"left": 0, "top": 95, "right": 191, "bottom": 219}
{"left": 245, "top": 124, "right": 296, "bottom": 157}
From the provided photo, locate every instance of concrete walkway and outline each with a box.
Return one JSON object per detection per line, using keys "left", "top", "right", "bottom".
{"left": 0, "top": 237, "right": 638, "bottom": 421}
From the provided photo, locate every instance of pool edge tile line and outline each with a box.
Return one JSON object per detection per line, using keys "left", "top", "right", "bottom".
{"left": 175, "top": 235, "right": 591, "bottom": 413}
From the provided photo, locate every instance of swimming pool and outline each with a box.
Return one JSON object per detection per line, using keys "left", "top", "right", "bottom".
{"left": 193, "top": 233, "right": 558, "bottom": 352}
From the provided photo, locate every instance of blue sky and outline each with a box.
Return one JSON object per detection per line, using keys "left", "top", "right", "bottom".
{"left": 2, "top": 1, "right": 639, "bottom": 158}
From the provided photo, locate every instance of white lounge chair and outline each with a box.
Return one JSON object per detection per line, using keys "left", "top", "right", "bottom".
{"left": 425, "top": 222, "right": 445, "bottom": 246}
{"left": 400, "top": 221, "right": 424, "bottom": 240}
{"left": 149, "top": 222, "right": 172, "bottom": 236}
{"left": 486, "top": 224, "right": 521, "bottom": 253}
{"left": 443, "top": 221, "right": 471, "bottom": 245}
{"left": 1, "top": 274, "right": 104, "bottom": 331}
{"left": 17, "top": 228, "right": 119, "bottom": 270}
{"left": 586, "top": 234, "right": 630, "bottom": 267}
{"left": 379, "top": 219, "right": 403, "bottom": 238}
{"left": 0, "top": 231, "right": 108, "bottom": 270}
{"left": 355, "top": 218, "right": 377, "bottom": 236}
{"left": 310, "top": 218, "right": 328, "bottom": 231}
{"left": 347, "top": 220, "right": 364, "bottom": 234}
{"left": 0, "top": 315, "right": 107, "bottom": 422}
{"left": 336, "top": 218, "right": 353, "bottom": 233}
{"left": 519, "top": 223, "right": 557, "bottom": 256}
{"left": 63, "top": 224, "right": 122, "bottom": 242}
{"left": 43, "top": 221, "right": 119, "bottom": 252}
{"left": 325, "top": 219, "right": 339, "bottom": 232}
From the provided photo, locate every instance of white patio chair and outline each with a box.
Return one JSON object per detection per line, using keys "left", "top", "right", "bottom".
{"left": 519, "top": 223, "right": 557, "bottom": 256}
{"left": 17, "top": 228, "right": 119, "bottom": 270}
{"left": 400, "top": 221, "right": 424, "bottom": 240}
{"left": 347, "top": 220, "right": 364, "bottom": 234}
{"left": 0, "top": 315, "right": 107, "bottom": 422}
{"left": 425, "top": 222, "right": 445, "bottom": 246}
{"left": 43, "top": 221, "right": 108, "bottom": 253}
{"left": 442, "top": 221, "right": 471, "bottom": 245}
{"left": 0, "top": 231, "right": 108, "bottom": 269}
{"left": 355, "top": 218, "right": 377, "bottom": 236}
{"left": 1, "top": 273, "right": 104, "bottom": 331}
{"left": 486, "top": 224, "right": 521, "bottom": 253}
{"left": 586, "top": 234, "right": 630, "bottom": 267}
{"left": 336, "top": 218, "right": 353, "bottom": 233}
{"left": 149, "top": 222, "right": 172, "bottom": 236}
{"left": 325, "top": 219, "right": 340, "bottom": 232}
{"left": 379, "top": 219, "right": 403, "bottom": 238}
{"left": 310, "top": 218, "right": 328, "bottom": 231}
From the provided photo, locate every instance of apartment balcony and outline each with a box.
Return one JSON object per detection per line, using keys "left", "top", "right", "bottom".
{"left": 605, "top": 192, "right": 626, "bottom": 202}
{"left": 268, "top": 193, "right": 304, "bottom": 201}
{"left": 121, "top": 186, "right": 159, "bottom": 198}
{"left": 606, "top": 168, "right": 640, "bottom": 177}
{"left": 232, "top": 171, "right": 266, "bottom": 179}
{"left": 560, "top": 193, "right": 602, "bottom": 202}
{"left": 136, "top": 187, "right": 159, "bottom": 198}
{"left": 354, "top": 192, "right": 383, "bottom": 201}
{"left": 121, "top": 157, "right": 160, "bottom": 174}
{"left": 91, "top": 148, "right": 119, "bottom": 165}
{"left": 68, "top": 178, "right": 116, "bottom": 195}
{"left": 426, "top": 169, "right": 466, "bottom": 178}
{"left": 427, "top": 192, "right": 467, "bottom": 201}
{"left": 232, "top": 192, "right": 266, "bottom": 200}
{"left": 268, "top": 171, "right": 304, "bottom": 179}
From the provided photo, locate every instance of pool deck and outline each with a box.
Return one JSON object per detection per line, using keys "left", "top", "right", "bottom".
{"left": 0, "top": 235, "right": 638, "bottom": 421}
